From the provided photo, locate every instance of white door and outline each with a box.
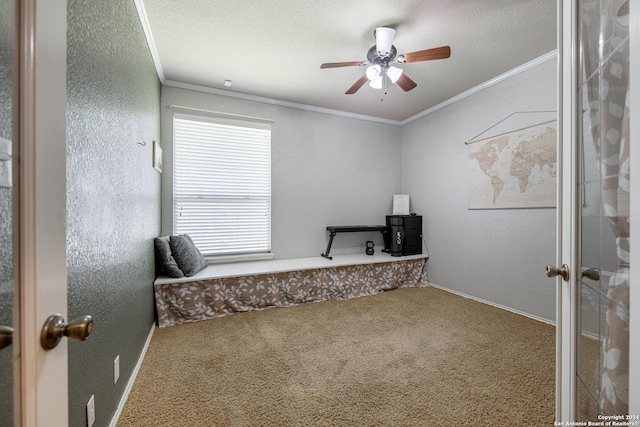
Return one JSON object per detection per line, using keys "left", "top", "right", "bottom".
{"left": 556, "top": 0, "right": 637, "bottom": 422}
{"left": 10, "top": 1, "right": 72, "bottom": 425}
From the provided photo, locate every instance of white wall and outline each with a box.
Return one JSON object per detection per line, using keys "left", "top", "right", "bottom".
{"left": 400, "top": 56, "right": 558, "bottom": 322}
{"left": 161, "top": 85, "right": 402, "bottom": 259}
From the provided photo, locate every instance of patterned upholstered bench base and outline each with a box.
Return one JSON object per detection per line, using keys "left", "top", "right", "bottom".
{"left": 153, "top": 254, "right": 428, "bottom": 327}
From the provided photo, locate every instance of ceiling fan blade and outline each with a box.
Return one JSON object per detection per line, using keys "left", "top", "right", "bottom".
{"left": 345, "top": 75, "right": 369, "bottom": 94}
{"left": 320, "top": 61, "right": 365, "bottom": 69}
{"left": 398, "top": 46, "right": 451, "bottom": 63}
{"left": 395, "top": 73, "right": 418, "bottom": 92}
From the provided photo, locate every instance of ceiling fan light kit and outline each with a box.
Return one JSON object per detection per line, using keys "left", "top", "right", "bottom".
{"left": 386, "top": 66, "right": 403, "bottom": 83}
{"left": 320, "top": 26, "right": 451, "bottom": 96}
{"left": 365, "top": 64, "right": 382, "bottom": 81}
{"left": 369, "top": 76, "right": 383, "bottom": 89}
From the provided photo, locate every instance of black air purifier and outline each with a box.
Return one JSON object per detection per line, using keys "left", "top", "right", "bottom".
{"left": 385, "top": 215, "right": 422, "bottom": 256}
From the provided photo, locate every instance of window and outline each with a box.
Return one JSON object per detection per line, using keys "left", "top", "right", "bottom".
{"left": 173, "top": 113, "right": 271, "bottom": 256}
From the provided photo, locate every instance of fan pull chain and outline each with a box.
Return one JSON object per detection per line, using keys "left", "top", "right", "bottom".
{"left": 380, "top": 74, "right": 388, "bottom": 102}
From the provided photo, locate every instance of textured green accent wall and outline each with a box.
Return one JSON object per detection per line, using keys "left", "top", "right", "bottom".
{"left": 66, "top": 1, "right": 160, "bottom": 425}
{"left": 0, "top": 0, "right": 14, "bottom": 314}
{"left": 0, "top": 1, "right": 15, "bottom": 425}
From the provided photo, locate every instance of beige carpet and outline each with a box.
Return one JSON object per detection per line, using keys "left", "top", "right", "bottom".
{"left": 118, "top": 287, "right": 555, "bottom": 426}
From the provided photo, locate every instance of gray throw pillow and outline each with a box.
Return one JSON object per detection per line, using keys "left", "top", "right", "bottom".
{"left": 169, "top": 234, "right": 208, "bottom": 277}
{"left": 154, "top": 236, "right": 184, "bottom": 278}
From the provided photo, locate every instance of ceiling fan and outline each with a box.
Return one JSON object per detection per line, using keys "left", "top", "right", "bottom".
{"left": 320, "top": 27, "right": 451, "bottom": 95}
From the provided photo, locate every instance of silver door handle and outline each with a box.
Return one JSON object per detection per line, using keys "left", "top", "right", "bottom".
{"left": 41, "top": 314, "right": 93, "bottom": 350}
{"left": 581, "top": 268, "right": 600, "bottom": 281}
{"left": 546, "top": 264, "right": 570, "bottom": 281}
{"left": 0, "top": 325, "right": 12, "bottom": 351}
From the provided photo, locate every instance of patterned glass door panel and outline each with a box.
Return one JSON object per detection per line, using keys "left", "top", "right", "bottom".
{"left": 577, "top": 0, "right": 630, "bottom": 419}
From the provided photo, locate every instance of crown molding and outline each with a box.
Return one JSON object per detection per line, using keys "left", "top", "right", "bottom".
{"left": 162, "top": 80, "right": 403, "bottom": 125}
{"left": 164, "top": 50, "right": 557, "bottom": 126}
{"left": 136, "top": 0, "right": 557, "bottom": 129}
{"left": 401, "top": 50, "right": 558, "bottom": 125}
{"left": 134, "top": 0, "right": 166, "bottom": 83}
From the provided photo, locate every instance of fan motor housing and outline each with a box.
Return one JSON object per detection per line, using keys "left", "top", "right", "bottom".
{"left": 367, "top": 45, "right": 397, "bottom": 65}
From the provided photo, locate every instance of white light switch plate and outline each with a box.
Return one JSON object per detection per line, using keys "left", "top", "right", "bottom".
{"left": 0, "top": 137, "right": 12, "bottom": 188}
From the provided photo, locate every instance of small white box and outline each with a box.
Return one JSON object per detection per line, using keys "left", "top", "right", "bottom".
{"left": 392, "top": 194, "right": 410, "bottom": 215}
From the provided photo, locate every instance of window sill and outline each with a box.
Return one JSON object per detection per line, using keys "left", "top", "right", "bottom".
{"left": 206, "top": 252, "right": 275, "bottom": 265}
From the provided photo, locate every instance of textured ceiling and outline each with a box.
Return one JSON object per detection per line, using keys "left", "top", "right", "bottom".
{"left": 141, "top": 0, "right": 557, "bottom": 122}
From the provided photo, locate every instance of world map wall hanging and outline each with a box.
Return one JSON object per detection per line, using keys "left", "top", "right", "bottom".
{"left": 467, "top": 119, "right": 557, "bottom": 209}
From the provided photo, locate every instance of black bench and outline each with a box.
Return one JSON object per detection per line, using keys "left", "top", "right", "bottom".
{"left": 321, "top": 225, "right": 390, "bottom": 260}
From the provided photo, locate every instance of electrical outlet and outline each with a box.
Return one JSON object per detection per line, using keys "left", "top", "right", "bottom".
{"left": 114, "top": 355, "right": 120, "bottom": 384}
{"left": 86, "top": 394, "right": 95, "bottom": 427}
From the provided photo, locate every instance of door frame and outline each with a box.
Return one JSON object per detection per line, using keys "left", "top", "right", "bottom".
{"left": 556, "top": 0, "right": 578, "bottom": 421}
{"left": 17, "top": 0, "right": 68, "bottom": 425}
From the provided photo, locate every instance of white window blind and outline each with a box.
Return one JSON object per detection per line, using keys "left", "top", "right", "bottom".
{"left": 173, "top": 113, "right": 271, "bottom": 256}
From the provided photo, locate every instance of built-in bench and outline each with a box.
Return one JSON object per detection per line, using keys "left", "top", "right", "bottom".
{"left": 154, "top": 253, "right": 428, "bottom": 327}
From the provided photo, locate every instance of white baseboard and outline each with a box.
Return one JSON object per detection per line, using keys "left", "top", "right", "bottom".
{"left": 109, "top": 323, "right": 156, "bottom": 427}
{"left": 429, "top": 283, "right": 556, "bottom": 326}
